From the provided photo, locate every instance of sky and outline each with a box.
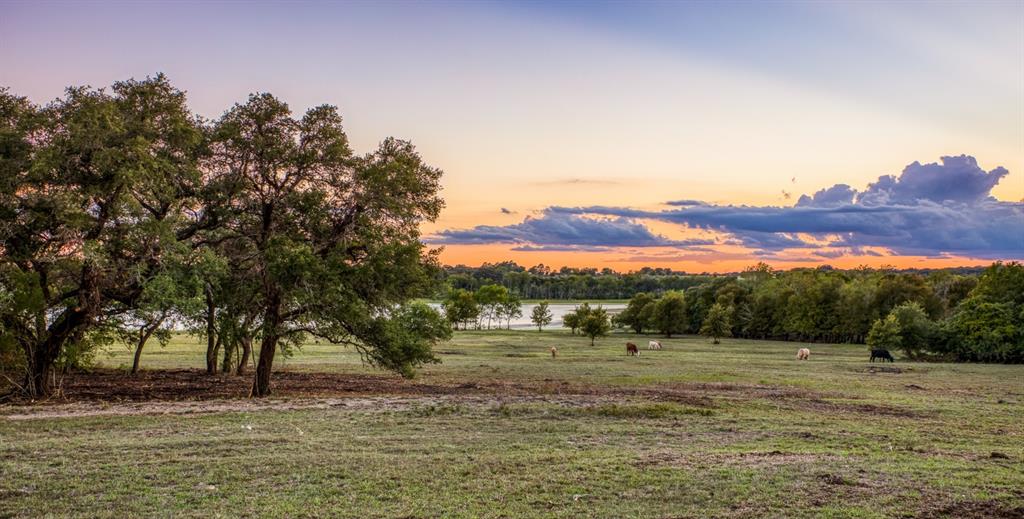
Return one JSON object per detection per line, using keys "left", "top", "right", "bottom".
{"left": 2, "top": 0, "right": 1022, "bottom": 272}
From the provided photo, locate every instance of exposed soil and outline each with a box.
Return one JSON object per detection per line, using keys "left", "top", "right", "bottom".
{"left": 0, "top": 368, "right": 923, "bottom": 421}
{"left": 917, "top": 496, "right": 1024, "bottom": 519}
{"left": 636, "top": 449, "right": 845, "bottom": 469}
{"left": 2, "top": 368, "right": 716, "bottom": 405}
{"left": 0, "top": 394, "right": 626, "bottom": 421}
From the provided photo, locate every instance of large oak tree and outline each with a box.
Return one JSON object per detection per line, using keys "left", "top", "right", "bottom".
{"left": 0, "top": 76, "right": 209, "bottom": 397}
{"left": 210, "top": 94, "right": 447, "bottom": 396}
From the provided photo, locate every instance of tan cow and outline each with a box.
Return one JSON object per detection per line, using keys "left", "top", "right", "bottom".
{"left": 550, "top": 346, "right": 558, "bottom": 358}
{"left": 796, "top": 348, "right": 810, "bottom": 360}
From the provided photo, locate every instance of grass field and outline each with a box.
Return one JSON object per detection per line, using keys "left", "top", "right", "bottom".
{"left": 2, "top": 330, "right": 1023, "bottom": 518}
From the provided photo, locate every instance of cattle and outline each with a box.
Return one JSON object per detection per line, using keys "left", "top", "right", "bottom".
{"left": 626, "top": 342, "right": 639, "bottom": 356}
{"left": 550, "top": 346, "right": 557, "bottom": 358}
{"left": 796, "top": 348, "right": 810, "bottom": 360}
{"left": 870, "top": 349, "right": 894, "bottom": 363}
{"left": 648, "top": 340, "right": 662, "bottom": 350}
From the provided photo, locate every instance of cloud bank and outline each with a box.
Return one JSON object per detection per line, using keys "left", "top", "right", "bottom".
{"left": 428, "top": 209, "right": 714, "bottom": 251}
{"left": 430, "top": 156, "right": 1023, "bottom": 259}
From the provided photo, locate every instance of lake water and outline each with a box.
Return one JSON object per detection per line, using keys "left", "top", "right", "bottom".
{"left": 429, "top": 303, "right": 625, "bottom": 330}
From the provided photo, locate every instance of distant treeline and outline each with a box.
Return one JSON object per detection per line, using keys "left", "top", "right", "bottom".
{"left": 439, "top": 261, "right": 1022, "bottom": 363}
{"left": 441, "top": 262, "right": 721, "bottom": 300}
{"left": 439, "top": 261, "right": 985, "bottom": 301}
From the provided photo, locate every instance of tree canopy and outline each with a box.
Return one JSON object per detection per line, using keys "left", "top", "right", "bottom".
{"left": 580, "top": 306, "right": 611, "bottom": 346}
{"left": 0, "top": 77, "right": 450, "bottom": 397}
{"left": 530, "top": 302, "right": 553, "bottom": 331}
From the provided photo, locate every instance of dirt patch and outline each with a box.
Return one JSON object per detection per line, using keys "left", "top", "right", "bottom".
{"left": 1, "top": 369, "right": 919, "bottom": 419}
{"left": 661, "top": 381, "right": 922, "bottom": 418}
{"left": 2, "top": 369, "right": 548, "bottom": 404}
{"left": 917, "top": 497, "right": 1024, "bottom": 519}
{"left": 2, "top": 369, "right": 722, "bottom": 408}
{"left": 636, "top": 449, "right": 845, "bottom": 469}
{"left": 767, "top": 395, "right": 923, "bottom": 418}
{"left": 864, "top": 366, "right": 904, "bottom": 374}
{"left": 1, "top": 393, "right": 640, "bottom": 421}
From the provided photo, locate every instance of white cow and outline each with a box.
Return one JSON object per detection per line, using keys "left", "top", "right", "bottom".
{"left": 648, "top": 340, "right": 663, "bottom": 350}
{"left": 796, "top": 348, "right": 810, "bottom": 360}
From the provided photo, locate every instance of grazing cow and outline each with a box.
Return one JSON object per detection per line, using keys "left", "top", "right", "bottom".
{"left": 550, "top": 346, "right": 557, "bottom": 358}
{"left": 796, "top": 348, "right": 810, "bottom": 360}
{"left": 626, "top": 342, "right": 639, "bottom": 356}
{"left": 648, "top": 340, "right": 662, "bottom": 350}
{"left": 870, "top": 349, "right": 894, "bottom": 363}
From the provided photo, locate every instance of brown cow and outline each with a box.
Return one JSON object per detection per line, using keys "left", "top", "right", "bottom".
{"left": 626, "top": 342, "right": 639, "bottom": 356}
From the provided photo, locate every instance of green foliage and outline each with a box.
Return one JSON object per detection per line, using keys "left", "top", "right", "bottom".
{"left": 613, "top": 292, "right": 655, "bottom": 333}
{"left": 356, "top": 302, "right": 450, "bottom": 378}
{"left": 442, "top": 262, "right": 712, "bottom": 299}
{"left": 474, "top": 284, "right": 509, "bottom": 330}
{"left": 700, "top": 303, "right": 732, "bottom": 344}
{"left": 441, "top": 289, "right": 479, "bottom": 331}
{"left": 0, "top": 75, "right": 208, "bottom": 395}
{"left": 942, "top": 300, "right": 1023, "bottom": 363}
{"left": 562, "top": 303, "right": 592, "bottom": 335}
{"left": 530, "top": 301, "right": 553, "bottom": 331}
{"left": 866, "top": 314, "right": 902, "bottom": 352}
{"left": 651, "top": 291, "right": 687, "bottom": 337}
{"left": 496, "top": 294, "right": 522, "bottom": 330}
{"left": 210, "top": 92, "right": 446, "bottom": 394}
{"left": 940, "top": 262, "right": 1024, "bottom": 363}
{"left": 1, "top": 77, "right": 451, "bottom": 396}
{"left": 888, "top": 302, "right": 936, "bottom": 359}
{"left": 579, "top": 306, "right": 611, "bottom": 346}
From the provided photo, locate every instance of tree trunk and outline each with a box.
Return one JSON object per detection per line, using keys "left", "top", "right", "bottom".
{"left": 24, "top": 343, "right": 57, "bottom": 399}
{"left": 252, "top": 296, "right": 281, "bottom": 397}
{"left": 204, "top": 283, "right": 218, "bottom": 374}
{"left": 131, "top": 317, "right": 165, "bottom": 375}
{"left": 221, "top": 338, "right": 234, "bottom": 374}
{"left": 252, "top": 333, "right": 278, "bottom": 397}
{"left": 236, "top": 335, "right": 252, "bottom": 376}
{"left": 23, "top": 307, "right": 90, "bottom": 398}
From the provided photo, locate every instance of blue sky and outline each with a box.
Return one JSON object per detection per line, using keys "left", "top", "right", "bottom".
{"left": 3, "top": 0, "right": 1021, "bottom": 270}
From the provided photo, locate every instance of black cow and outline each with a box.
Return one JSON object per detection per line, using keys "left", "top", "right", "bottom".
{"left": 870, "top": 349, "right": 894, "bottom": 363}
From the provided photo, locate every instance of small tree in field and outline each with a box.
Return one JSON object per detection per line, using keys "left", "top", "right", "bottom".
{"left": 867, "top": 314, "right": 902, "bottom": 352}
{"left": 580, "top": 306, "right": 611, "bottom": 346}
{"left": 531, "top": 302, "right": 553, "bottom": 331}
{"left": 475, "top": 284, "right": 508, "bottom": 330}
{"left": 652, "top": 291, "right": 687, "bottom": 338}
{"left": 562, "top": 303, "right": 591, "bottom": 335}
{"left": 497, "top": 294, "right": 522, "bottom": 330}
{"left": 442, "top": 289, "right": 478, "bottom": 331}
{"left": 700, "top": 303, "right": 732, "bottom": 344}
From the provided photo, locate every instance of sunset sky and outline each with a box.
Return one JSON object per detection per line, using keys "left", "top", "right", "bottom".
{"left": 3, "top": 1, "right": 1022, "bottom": 272}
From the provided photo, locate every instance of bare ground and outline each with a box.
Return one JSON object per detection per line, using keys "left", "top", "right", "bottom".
{"left": 0, "top": 368, "right": 924, "bottom": 421}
